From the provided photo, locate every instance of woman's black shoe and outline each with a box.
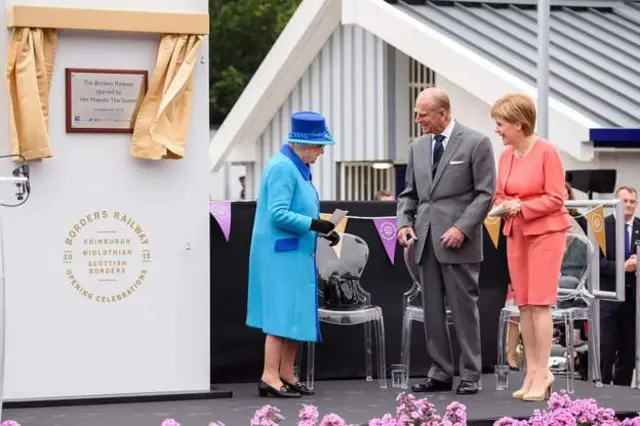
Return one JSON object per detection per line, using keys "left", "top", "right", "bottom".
{"left": 258, "top": 381, "right": 301, "bottom": 398}
{"left": 281, "top": 379, "right": 314, "bottom": 396}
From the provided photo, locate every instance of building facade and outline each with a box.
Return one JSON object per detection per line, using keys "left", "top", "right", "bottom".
{"left": 210, "top": 0, "right": 640, "bottom": 202}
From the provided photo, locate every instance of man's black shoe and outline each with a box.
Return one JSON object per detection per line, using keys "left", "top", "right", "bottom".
{"left": 411, "top": 378, "right": 453, "bottom": 393}
{"left": 456, "top": 380, "right": 479, "bottom": 395}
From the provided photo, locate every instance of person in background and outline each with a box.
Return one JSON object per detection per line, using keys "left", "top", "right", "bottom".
{"left": 246, "top": 111, "right": 340, "bottom": 398}
{"left": 375, "top": 190, "right": 394, "bottom": 201}
{"left": 239, "top": 176, "right": 246, "bottom": 200}
{"left": 599, "top": 186, "right": 639, "bottom": 386}
{"left": 492, "top": 93, "right": 570, "bottom": 401}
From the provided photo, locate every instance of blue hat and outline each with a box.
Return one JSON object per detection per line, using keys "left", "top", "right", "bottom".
{"left": 286, "top": 111, "right": 335, "bottom": 145}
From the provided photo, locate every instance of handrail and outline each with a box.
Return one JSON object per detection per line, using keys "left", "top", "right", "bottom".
{"left": 564, "top": 199, "right": 625, "bottom": 302}
{"left": 562, "top": 199, "right": 624, "bottom": 385}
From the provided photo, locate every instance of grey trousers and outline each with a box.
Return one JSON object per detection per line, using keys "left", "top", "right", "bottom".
{"left": 418, "top": 233, "right": 482, "bottom": 383}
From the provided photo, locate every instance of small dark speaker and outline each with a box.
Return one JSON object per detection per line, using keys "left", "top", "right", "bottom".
{"left": 565, "top": 169, "right": 617, "bottom": 199}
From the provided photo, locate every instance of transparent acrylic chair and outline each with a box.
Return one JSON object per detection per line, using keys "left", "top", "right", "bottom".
{"left": 496, "top": 223, "right": 602, "bottom": 393}
{"left": 299, "top": 233, "right": 387, "bottom": 390}
{"left": 399, "top": 244, "right": 453, "bottom": 389}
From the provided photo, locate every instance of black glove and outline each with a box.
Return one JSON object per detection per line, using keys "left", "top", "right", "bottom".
{"left": 310, "top": 219, "right": 335, "bottom": 235}
{"left": 324, "top": 231, "right": 340, "bottom": 247}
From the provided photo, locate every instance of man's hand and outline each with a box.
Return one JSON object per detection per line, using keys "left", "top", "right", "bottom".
{"left": 441, "top": 226, "right": 465, "bottom": 249}
{"left": 398, "top": 226, "right": 417, "bottom": 248}
{"left": 624, "top": 255, "right": 637, "bottom": 272}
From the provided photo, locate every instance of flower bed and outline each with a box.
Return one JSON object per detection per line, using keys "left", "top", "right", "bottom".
{"left": 2, "top": 391, "right": 639, "bottom": 426}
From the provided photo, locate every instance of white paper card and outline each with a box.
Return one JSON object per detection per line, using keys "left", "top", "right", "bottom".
{"left": 488, "top": 204, "right": 506, "bottom": 217}
{"left": 327, "top": 209, "right": 348, "bottom": 225}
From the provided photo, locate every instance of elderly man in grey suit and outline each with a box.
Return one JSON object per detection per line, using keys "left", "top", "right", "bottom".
{"left": 396, "top": 88, "right": 496, "bottom": 395}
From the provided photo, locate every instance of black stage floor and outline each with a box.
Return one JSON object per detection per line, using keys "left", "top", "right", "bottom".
{"left": 4, "top": 374, "right": 640, "bottom": 426}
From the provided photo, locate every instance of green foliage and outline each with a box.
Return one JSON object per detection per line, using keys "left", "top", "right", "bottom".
{"left": 209, "top": 0, "right": 300, "bottom": 125}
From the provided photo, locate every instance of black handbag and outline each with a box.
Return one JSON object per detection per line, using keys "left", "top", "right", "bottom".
{"left": 322, "top": 274, "right": 362, "bottom": 310}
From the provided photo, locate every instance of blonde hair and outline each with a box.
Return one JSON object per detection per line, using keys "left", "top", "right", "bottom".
{"left": 490, "top": 93, "right": 537, "bottom": 136}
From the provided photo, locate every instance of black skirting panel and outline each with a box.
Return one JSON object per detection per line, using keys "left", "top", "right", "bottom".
{"left": 210, "top": 201, "right": 510, "bottom": 384}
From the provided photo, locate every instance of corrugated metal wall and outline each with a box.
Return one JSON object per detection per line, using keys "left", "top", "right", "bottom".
{"left": 253, "top": 24, "right": 387, "bottom": 200}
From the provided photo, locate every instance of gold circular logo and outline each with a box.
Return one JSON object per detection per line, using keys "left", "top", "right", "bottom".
{"left": 590, "top": 214, "right": 603, "bottom": 233}
{"left": 62, "top": 210, "right": 152, "bottom": 303}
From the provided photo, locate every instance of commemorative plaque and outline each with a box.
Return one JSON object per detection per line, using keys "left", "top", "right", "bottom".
{"left": 65, "top": 68, "right": 148, "bottom": 133}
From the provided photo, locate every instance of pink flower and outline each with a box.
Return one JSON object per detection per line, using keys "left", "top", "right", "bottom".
{"left": 548, "top": 408, "right": 577, "bottom": 426}
{"left": 161, "top": 420, "right": 180, "bottom": 426}
{"left": 444, "top": 401, "right": 467, "bottom": 425}
{"left": 208, "top": 422, "right": 225, "bottom": 426}
{"left": 299, "top": 404, "right": 320, "bottom": 425}
{"left": 369, "top": 414, "right": 398, "bottom": 426}
{"left": 621, "top": 417, "right": 640, "bottom": 426}
{"left": 548, "top": 391, "right": 572, "bottom": 410}
{"left": 493, "top": 417, "right": 527, "bottom": 426}
{"left": 1, "top": 421, "right": 22, "bottom": 426}
{"left": 251, "top": 405, "right": 285, "bottom": 426}
{"left": 319, "top": 413, "right": 346, "bottom": 426}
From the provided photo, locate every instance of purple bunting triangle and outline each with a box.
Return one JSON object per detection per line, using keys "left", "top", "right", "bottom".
{"left": 209, "top": 201, "right": 231, "bottom": 242}
{"left": 373, "top": 217, "right": 397, "bottom": 264}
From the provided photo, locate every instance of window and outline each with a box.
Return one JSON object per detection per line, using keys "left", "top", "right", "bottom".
{"left": 337, "top": 162, "right": 396, "bottom": 201}
{"left": 408, "top": 58, "right": 435, "bottom": 142}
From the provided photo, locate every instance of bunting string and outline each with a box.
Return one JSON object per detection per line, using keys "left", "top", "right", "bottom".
{"left": 209, "top": 201, "right": 608, "bottom": 262}
{"left": 209, "top": 202, "right": 507, "bottom": 262}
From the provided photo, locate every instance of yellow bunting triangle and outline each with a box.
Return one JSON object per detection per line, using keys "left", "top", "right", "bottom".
{"left": 585, "top": 205, "right": 606, "bottom": 254}
{"left": 483, "top": 216, "right": 501, "bottom": 249}
{"left": 320, "top": 213, "right": 349, "bottom": 258}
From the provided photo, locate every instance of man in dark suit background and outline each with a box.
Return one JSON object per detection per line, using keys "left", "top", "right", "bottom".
{"left": 600, "top": 185, "right": 639, "bottom": 386}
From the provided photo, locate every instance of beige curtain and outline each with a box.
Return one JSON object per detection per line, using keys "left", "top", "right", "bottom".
{"left": 5, "top": 28, "right": 57, "bottom": 161}
{"left": 131, "top": 34, "right": 203, "bottom": 160}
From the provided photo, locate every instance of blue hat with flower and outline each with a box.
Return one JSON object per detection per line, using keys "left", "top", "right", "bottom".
{"left": 286, "top": 111, "right": 335, "bottom": 145}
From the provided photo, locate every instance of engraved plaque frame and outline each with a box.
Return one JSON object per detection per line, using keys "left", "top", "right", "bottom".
{"left": 65, "top": 68, "right": 148, "bottom": 133}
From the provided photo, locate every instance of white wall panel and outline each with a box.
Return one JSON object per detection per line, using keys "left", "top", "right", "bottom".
{"left": 1, "top": 0, "right": 210, "bottom": 400}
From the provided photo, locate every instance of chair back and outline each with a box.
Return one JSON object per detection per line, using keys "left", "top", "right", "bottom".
{"left": 402, "top": 243, "right": 422, "bottom": 309}
{"left": 403, "top": 244, "right": 420, "bottom": 286}
{"left": 316, "top": 233, "right": 370, "bottom": 309}
{"left": 558, "top": 228, "right": 595, "bottom": 303}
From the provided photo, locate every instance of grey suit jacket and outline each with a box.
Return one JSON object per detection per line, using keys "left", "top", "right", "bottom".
{"left": 396, "top": 122, "right": 496, "bottom": 264}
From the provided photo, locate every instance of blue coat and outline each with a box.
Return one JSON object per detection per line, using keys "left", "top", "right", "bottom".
{"left": 246, "top": 144, "right": 320, "bottom": 342}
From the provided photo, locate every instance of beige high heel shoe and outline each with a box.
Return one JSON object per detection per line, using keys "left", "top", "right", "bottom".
{"left": 512, "top": 376, "right": 533, "bottom": 399}
{"left": 512, "top": 385, "right": 530, "bottom": 399}
{"left": 522, "top": 373, "right": 555, "bottom": 402}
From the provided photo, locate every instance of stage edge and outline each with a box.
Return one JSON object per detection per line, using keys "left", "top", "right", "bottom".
{"left": 3, "top": 386, "right": 232, "bottom": 409}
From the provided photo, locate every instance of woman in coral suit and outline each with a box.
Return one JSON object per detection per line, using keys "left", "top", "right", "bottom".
{"left": 246, "top": 111, "right": 339, "bottom": 398}
{"left": 491, "top": 93, "right": 570, "bottom": 402}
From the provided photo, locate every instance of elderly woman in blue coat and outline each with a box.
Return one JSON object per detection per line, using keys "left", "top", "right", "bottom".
{"left": 246, "top": 111, "right": 339, "bottom": 398}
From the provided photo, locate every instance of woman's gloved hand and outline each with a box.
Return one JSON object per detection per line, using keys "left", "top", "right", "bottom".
{"left": 310, "top": 219, "right": 335, "bottom": 235}
{"left": 324, "top": 231, "right": 340, "bottom": 247}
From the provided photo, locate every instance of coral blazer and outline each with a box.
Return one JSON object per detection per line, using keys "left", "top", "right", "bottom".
{"left": 494, "top": 139, "right": 571, "bottom": 237}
